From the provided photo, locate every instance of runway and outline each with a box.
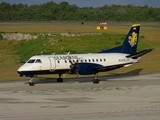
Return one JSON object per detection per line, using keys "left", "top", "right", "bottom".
{"left": 0, "top": 73, "right": 160, "bottom": 120}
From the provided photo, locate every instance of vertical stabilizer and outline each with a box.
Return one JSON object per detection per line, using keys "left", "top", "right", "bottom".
{"left": 99, "top": 24, "right": 140, "bottom": 54}
{"left": 121, "top": 24, "right": 140, "bottom": 54}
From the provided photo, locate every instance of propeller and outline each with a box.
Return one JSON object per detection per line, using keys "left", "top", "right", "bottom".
{"left": 68, "top": 56, "right": 84, "bottom": 78}
{"left": 68, "top": 56, "right": 77, "bottom": 74}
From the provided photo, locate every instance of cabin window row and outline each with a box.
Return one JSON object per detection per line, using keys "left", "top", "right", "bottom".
{"left": 57, "top": 58, "right": 106, "bottom": 63}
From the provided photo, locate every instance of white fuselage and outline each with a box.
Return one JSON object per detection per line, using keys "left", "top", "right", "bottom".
{"left": 18, "top": 53, "right": 138, "bottom": 74}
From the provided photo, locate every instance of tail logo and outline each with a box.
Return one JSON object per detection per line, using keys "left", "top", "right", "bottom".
{"left": 128, "top": 32, "right": 137, "bottom": 47}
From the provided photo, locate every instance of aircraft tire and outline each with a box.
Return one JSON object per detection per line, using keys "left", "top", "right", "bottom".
{"left": 92, "top": 79, "right": 99, "bottom": 84}
{"left": 29, "top": 82, "right": 35, "bottom": 86}
{"left": 57, "top": 78, "right": 63, "bottom": 82}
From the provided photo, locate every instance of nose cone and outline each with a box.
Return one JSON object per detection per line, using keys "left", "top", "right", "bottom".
{"left": 17, "top": 65, "right": 34, "bottom": 77}
{"left": 17, "top": 66, "right": 25, "bottom": 76}
{"left": 17, "top": 66, "right": 22, "bottom": 72}
{"left": 17, "top": 65, "right": 24, "bottom": 73}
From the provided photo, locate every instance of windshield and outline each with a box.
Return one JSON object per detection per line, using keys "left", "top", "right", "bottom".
{"left": 35, "top": 59, "right": 42, "bottom": 63}
{"left": 27, "top": 59, "right": 35, "bottom": 63}
{"left": 27, "top": 59, "right": 42, "bottom": 63}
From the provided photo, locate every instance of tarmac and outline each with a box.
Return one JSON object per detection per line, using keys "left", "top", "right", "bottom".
{"left": 0, "top": 73, "right": 160, "bottom": 120}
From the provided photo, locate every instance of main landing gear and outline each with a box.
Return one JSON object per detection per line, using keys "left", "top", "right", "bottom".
{"left": 57, "top": 74, "right": 63, "bottom": 82}
{"left": 92, "top": 73, "right": 99, "bottom": 84}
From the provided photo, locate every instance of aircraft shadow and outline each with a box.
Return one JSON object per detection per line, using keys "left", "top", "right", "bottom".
{"left": 24, "top": 68, "right": 143, "bottom": 85}
{"left": 106, "top": 68, "right": 143, "bottom": 79}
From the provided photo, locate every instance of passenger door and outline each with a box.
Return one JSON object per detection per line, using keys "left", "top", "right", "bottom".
{"left": 48, "top": 57, "right": 56, "bottom": 72}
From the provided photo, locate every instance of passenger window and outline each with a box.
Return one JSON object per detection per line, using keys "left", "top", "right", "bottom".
{"left": 89, "top": 59, "right": 91, "bottom": 62}
{"left": 35, "top": 59, "right": 42, "bottom": 63}
{"left": 85, "top": 59, "right": 87, "bottom": 62}
{"left": 92, "top": 59, "right": 94, "bottom": 62}
{"left": 100, "top": 59, "right": 102, "bottom": 62}
{"left": 96, "top": 59, "right": 98, "bottom": 62}
{"left": 104, "top": 59, "right": 106, "bottom": 62}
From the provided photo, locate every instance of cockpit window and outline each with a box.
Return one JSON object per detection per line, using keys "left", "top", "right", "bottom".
{"left": 27, "top": 59, "right": 35, "bottom": 63}
{"left": 35, "top": 59, "right": 42, "bottom": 63}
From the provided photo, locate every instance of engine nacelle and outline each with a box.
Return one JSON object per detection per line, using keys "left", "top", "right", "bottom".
{"left": 75, "top": 63, "right": 103, "bottom": 75}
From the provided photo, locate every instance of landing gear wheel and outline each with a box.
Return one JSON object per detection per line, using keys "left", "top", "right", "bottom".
{"left": 29, "top": 77, "right": 34, "bottom": 86}
{"left": 92, "top": 79, "right": 99, "bottom": 84}
{"left": 29, "top": 82, "right": 35, "bottom": 86}
{"left": 57, "top": 78, "right": 63, "bottom": 82}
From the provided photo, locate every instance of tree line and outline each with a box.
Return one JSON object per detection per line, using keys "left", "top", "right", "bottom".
{"left": 0, "top": 1, "right": 160, "bottom": 22}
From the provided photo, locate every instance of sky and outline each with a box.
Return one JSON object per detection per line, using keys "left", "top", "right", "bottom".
{"left": 0, "top": 0, "right": 160, "bottom": 8}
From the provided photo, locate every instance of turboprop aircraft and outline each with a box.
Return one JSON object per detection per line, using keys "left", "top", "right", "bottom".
{"left": 17, "top": 24, "right": 152, "bottom": 86}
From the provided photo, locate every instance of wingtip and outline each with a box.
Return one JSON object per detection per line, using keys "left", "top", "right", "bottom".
{"left": 148, "top": 48, "right": 154, "bottom": 51}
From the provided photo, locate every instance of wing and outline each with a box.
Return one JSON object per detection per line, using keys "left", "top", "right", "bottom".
{"left": 91, "top": 62, "right": 133, "bottom": 72}
{"left": 75, "top": 62, "right": 133, "bottom": 75}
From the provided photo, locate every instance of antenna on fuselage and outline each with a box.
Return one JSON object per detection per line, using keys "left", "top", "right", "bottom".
{"left": 67, "top": 52, "right": 70, "bottom": 55}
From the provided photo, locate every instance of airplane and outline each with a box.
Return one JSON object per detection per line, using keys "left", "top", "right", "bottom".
{"left": 17, "top": 24, "right": 153, "bottom": 86}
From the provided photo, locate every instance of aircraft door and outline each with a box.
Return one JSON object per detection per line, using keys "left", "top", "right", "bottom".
{"left": 48, "top": 57, "right": 56, "bottom": 72}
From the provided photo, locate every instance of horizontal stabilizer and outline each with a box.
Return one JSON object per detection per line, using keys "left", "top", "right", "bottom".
{"left": 126, "top": 48, "right": 153, "bottom": 59}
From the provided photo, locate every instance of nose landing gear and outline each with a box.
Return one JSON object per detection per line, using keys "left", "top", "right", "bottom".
{"left": 29, "top": 78, "right": 35, "bottom": 86}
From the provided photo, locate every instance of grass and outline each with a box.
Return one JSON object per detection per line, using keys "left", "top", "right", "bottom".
{"left": 0, "top": 22, "right": 160, "bottom": 81}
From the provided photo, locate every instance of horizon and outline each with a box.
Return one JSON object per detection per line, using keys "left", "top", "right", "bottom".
{"left": 0, "top": 0, "right": 160, "bottom": 8}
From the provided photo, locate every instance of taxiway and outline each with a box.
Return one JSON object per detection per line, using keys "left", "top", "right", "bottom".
{"left": 0, "top": 73, "right": 160, "bottom": 120}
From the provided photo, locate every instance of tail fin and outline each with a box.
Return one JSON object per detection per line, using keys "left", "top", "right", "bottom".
{"left": 100, "top": 24, "right": 140, "bottom": 54}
